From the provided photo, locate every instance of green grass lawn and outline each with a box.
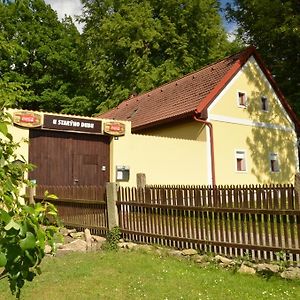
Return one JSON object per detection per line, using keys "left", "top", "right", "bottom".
{"left": 0, "top": 250, "right": 299, "bottom": 300}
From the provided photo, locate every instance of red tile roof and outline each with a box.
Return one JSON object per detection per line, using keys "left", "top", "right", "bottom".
{"left": 98, "top": 46, "right": 300, "bottom": 133}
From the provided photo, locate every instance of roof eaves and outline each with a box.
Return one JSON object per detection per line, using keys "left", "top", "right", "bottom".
{"left": 132, "top": 110, "right": 194, "bottom": 133}
{"left": 195, "top": 46, "right": 255, "bottom": 115}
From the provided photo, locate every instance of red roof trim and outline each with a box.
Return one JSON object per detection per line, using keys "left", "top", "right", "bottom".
{"left": 133, "top": 111, "right": 194, "bottom": 133}
{"left": 195, "top": 46, "right": 255, "bottom": 114}
{"left": 195, "top": 45, "right": 300, "bottom": 131}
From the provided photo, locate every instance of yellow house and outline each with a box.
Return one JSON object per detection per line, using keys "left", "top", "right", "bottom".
{"left": 99, "top": 46, "right": 300, "bottom": 185}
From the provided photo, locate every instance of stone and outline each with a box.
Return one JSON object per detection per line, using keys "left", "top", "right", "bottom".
{"left": 214, "top": 255, "right": 233, "bottom": 266}
{"left": 70, "top": 232, "right": 85, "bottom": 239}
{"left": 194, "top": 255, "right": 209, "bottom": 264}
{"left": 59, "top": 227, "right": 69, "bottom": 236}
{"left": 126, "top": 242, "right": 138, "bottom": 250}
{"left": 136, "top": 244, "right": 153, "bottom": 252}
{"left": 92, "top": 235, "right": 106, "bottom": 243}
{"left": 44, "top": 245, "right": 52, "bottom": 255}
{"left": 117, "top": 242, "right": 127, "bottom": 249}
{"left": 256, "top": 263, "right": 280, "bottom": 274}
{"left": 67, "top": 228, "right": 77, "bottom": 234}
{"left": 238, "top": 263, "right": 256, "bottom": 275}
{"left": 63, "top": 235, "right": 75, "bottom": 244}
{"left": 181, "top": 249, "right": 198, "bottom": 256}
{"left": 168, "top": 250, "right": 183, "bottom": 258}
{"left": 60, "top": 239, "right": 87, "bottom": 253}
{"left": 84, "top": 229, "right": 92, "bottom": 251}
{"left": 281, "top": 267, "right": 300, "bottom": 280}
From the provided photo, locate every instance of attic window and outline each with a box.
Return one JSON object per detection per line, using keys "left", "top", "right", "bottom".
{"left": 235, "top": 150, "right": 247, "bottom": 172}
{"left": 261, "top": 96, "right": 268, "bottom": 112}
{"left": 270, "top": 153, "right": 280, "bottom": 172}
{"left": 238, "top": 92, "right": 247, "bottom": 107}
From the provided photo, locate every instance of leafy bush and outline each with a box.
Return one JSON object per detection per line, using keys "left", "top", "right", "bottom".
{"left": 0, "top": 109, "right": 60, "bottom": 298}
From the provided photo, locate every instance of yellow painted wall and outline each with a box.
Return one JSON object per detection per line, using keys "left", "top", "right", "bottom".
{"left": 210, "top": 56, "right": 293, "bottom": 128}
{"left": 209, "top": 56, "right": 298, "bottom": 184}
{"left": 110, "top": 122, "right": 208, "bottom": 186}
{"left": 142, "top": 119, "right": 206, "bottom": 141}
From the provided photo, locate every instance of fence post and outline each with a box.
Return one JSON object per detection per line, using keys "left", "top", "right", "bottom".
{"left": 25, "top": 186, "right": 36, "bottom": 204}
{"left": 106, "top": 182, "right": 119, "bottom": 230}
{"left": 137, "top": 173, "right": 146, "bottom": 189}
{"left": 294, "top": 173, "right": 300, "bottom": 208}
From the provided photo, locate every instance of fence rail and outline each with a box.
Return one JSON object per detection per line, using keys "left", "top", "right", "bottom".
{"left": 35, "top": 185, "right": 106, "bottom": 202}
{"left": 35, "top": 185, "right": 108, "bottom": 235}
{"left": 117, "top": 184, "right": 300, "bottom": 262}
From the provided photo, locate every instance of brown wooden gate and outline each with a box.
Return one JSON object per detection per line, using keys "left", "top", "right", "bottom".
{"left": 29, "top": 130, "right": 110, "bottom": 186}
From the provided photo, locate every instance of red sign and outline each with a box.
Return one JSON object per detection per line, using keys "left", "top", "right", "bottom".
{"left": 104, "top": 122, "right": 125, "bottom": 136}
{"left": 13, "top": 111, "right": 42, "bottom": 128}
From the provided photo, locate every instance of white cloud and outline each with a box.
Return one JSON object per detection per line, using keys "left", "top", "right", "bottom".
{"left": 44, "top": 0, "right": 84, "bottom": 32}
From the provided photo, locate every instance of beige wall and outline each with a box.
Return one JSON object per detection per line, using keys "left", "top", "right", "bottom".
{"left": 209, "top": 56, "right": 298, "bottom": 185}
{"left": 142, "top": 119, "right": 206, "bottom": 141}
{"left": 110, "top": 122, "right": 208, "bottom": 186}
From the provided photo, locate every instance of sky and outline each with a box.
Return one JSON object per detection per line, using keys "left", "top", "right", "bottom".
{"left": 44, "top": 0, "right": 84, "bottom": 32}
{"left": 44, "top": 0, "right": 236, "bottom": 36}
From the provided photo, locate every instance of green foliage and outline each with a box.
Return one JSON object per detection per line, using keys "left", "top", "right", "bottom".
{"left": 81, "top": 0, "right": 239, "bottom": 112}
{"left": 105, "top": 226, "right": 121, "bottom": 251}
{"left": 0, "top": 0, "right": 96, "bottom": 115}
{"left": 0, "top": 109, "right": 60, "bottom": 298}
{"left": 226, "top": 0, "right": 300, "bottom": 117}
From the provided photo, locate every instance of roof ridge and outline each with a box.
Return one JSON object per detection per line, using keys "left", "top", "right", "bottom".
{"left": 120, "top": 46, "right": 254, "bottom": 105}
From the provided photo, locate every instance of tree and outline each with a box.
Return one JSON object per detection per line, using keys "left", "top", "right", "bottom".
{"left": 226, "top": 0, "right": 300, "bottom": 116}
{"left": 0, "top": 33, "right": 60, "bottom": 299}
{"left": 0, "top": 0, "right": 95, "bottom": 116}
{"left": 80, "top": 0, "right": 238, "bottom": 112}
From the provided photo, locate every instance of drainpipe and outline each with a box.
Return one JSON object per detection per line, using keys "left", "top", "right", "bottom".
{"left": 194, "top": 114, "right": 216, "bottom": 186}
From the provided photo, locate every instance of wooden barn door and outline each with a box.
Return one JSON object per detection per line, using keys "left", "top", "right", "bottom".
{"left": 29, "top": 130, "right": 110, "bottom": 186}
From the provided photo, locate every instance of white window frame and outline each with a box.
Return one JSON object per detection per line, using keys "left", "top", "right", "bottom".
{"left": 237, "top": 91, "right": 247, "bottom": 108}
{"left": 261, "top": 96, "right": 269, "bottom": 112}
{"left": 270, "top": 153, "right": 280, "bottom": 173}
{"left": 235, "top": 150, "right": 247, "bottom": 172}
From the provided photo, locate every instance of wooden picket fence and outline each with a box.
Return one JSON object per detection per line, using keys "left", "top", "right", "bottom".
{"left": 117, "top": 184, "right": 300, "bottom": 262}
{"left": 34, "top": 185, "right": 108, "bottom": 235}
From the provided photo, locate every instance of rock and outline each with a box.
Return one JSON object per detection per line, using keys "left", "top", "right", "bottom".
{"left": 60, "top": 239, "right": 87, "bottom": 253}
{"left": 214, "top": 255, "right": 233, "bottom": 266}
{"left": 181, "top": 249, "right": 198, "bottom": 256}
{"left": 238, "top": 263, "right": 256, "bottom": 275}
{"left": 67, "top": 228, "right": 77, "bottom": 234}
{"left": 59, "top": 227, "right": 69, "bottom": 236}
{"left": 281, "top": 267, "right": 300, "bottom": 280}
{"left": 84, "top": 229, "right": 92, "bottom": 251}
{"left": 126, "top": 242, "right": 138, "bottom": 250}
{"left": 194, "top": 255, "right": 209, "bottom": 264}
{"left": 92, "top": 235, "right": 106, "bottom": 243}
{"left": 256, "top": 263, "right": 280, "bottom": 274}
{"left": 44, "top": 245, "right": 52, "bottom": 254}
{"left": 117, "top": 242, "right": 127, "bottom": 249}
{"left": 168, "top": 250, "right": 183, "bottom": 258}
{"left": 70, "top": 232, "right": 85, "bottom": 239}
{"left": 136, "top": 244, "right": 153, "bottom": 252}
{"left": 63, "top": 235, "right": 75, "bottom": 244}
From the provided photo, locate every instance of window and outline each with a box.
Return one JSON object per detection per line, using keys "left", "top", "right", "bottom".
{"left": 270, "top": 153, "right": 280, "bottom": 172}
{"left": 235, "top": 150, "right": 246, "bottom": 172}
{"left": 238, "top": 92, "right": 247, "bottom": 107}
{"left": 261, "top": 96, "right": 268, "bottom": 111}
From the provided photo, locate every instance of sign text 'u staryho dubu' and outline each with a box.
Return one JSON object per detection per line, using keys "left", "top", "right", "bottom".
{"left": 43, "top": 114, "right": 102, "bottom": 134}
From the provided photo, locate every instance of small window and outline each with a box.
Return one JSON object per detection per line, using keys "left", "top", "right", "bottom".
{"left": 261, "top": 96, "right": 268, "bottom": 111}
{"left": 238, "top": 92, "right": 247, "bottom": 107}
{"left": 270, "top": 153, "right": 280, "bottom": 172}
{"left": 236, "top": 150, "right": 246, "bottom": 172}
